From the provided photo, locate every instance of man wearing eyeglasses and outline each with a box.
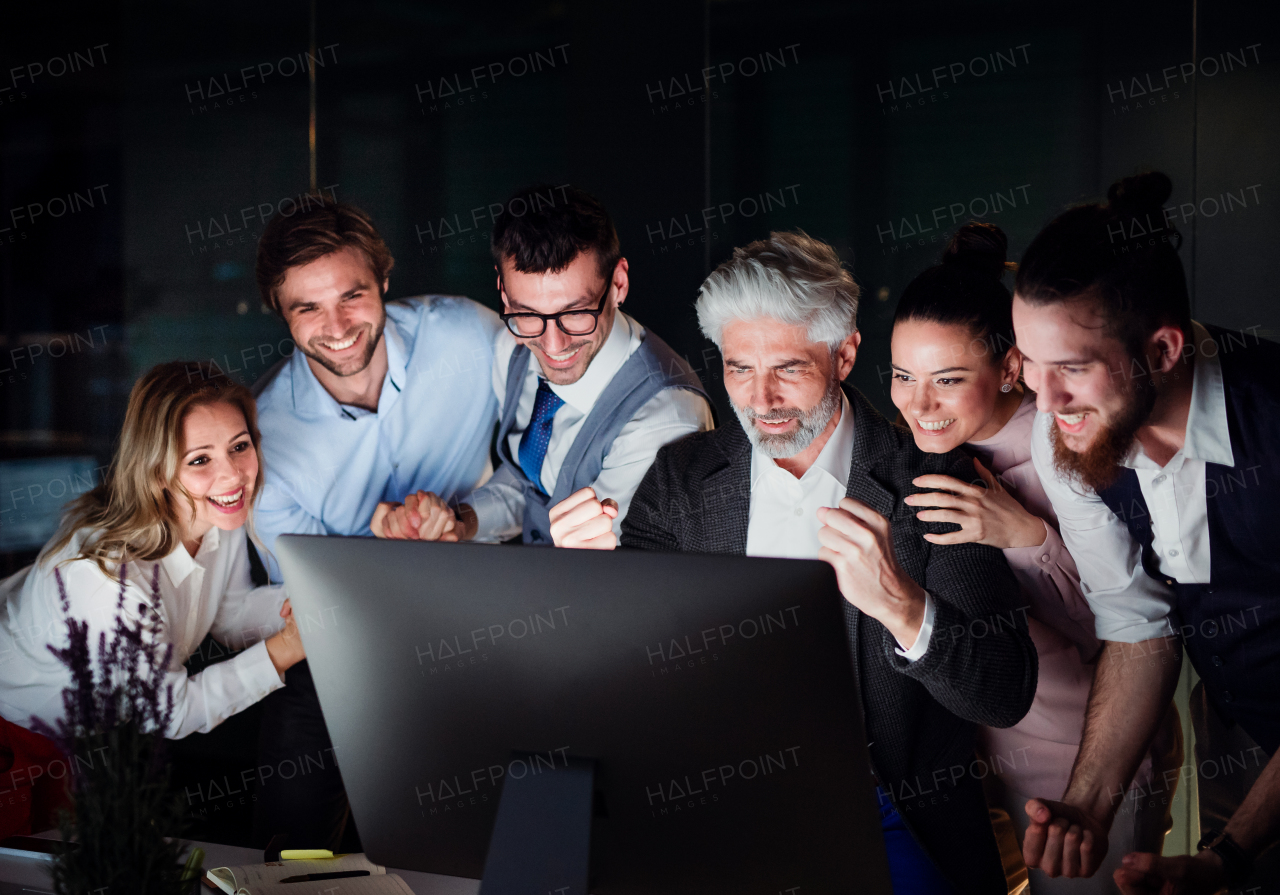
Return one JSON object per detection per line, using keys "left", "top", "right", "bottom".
{"left": 372, "top": 184, "right": 714, "bottom": 545}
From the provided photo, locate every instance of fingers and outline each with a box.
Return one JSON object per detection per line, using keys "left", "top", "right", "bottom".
{"left": 835, "top": 496, "right": 890, "bottom": 529}
{"left": 903, "top": 490, "right": 970, "bottom": 509}
{"left": 912, "top": 508, "right": 971, "bottom": 527}
{"left": 911, "top": 474, "right": 985, "bottom": 497}
{"left": 1061, "top": 823, "right": 1083, "bottom": 877}
{"left": 922, "top": 529, "right": 979, "bottom": 545}
{"left": 816, "top": 505, "right": 877, "bottom": 546}
{"left": 280, "top": 598, "right": 293, "bottom": 619}
{"left": 1039, "top": 816, "right": 1070, "bottom": 877}
{"left": 559, "top": 510, "right": 617, "bottom": 548}
{"left": 1022, "top": 800, "right": 1049, "bottom": 868}
{"left": 549, "top": 487, "right": 599, "bottom": 524}
{"left": 601, "top": 497, "right": 619, "bottom": 516}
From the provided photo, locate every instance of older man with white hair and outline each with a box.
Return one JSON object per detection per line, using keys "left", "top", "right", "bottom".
{"left": 549, "top": 231, "right": 1037, "bottom": 895}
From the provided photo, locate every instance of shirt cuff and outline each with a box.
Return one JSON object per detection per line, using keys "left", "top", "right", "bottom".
{"left": 893, "top": 591, "right": 935, "bottom": 663}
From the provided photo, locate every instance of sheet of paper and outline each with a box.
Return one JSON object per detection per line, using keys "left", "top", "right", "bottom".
{"left": 214, "top": 854, "right": 385, "bottom": 887}
{"left": 250, "top": 874, "right": 415, "bottom": 895}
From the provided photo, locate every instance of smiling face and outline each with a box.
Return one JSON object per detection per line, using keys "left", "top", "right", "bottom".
{"left": 1012, "top": 294, "right": 1154, "bottom": 446}
{"left": 279, "top": 246, "right": 388, "bottom": 378}
{"left": 174, "top": 400, "right": 260, "bottom": 547}
{"left": 1013, "top": 293, "right": 1157, "bottom": 488}
{"left": 721, "top": 317, "right": 858, "bottom": 460}
{"left": 499, "top": 250, "right": 627, "bottom": 386}
{"left": 890, "top": 318, "right": 1020, "bottom": 453}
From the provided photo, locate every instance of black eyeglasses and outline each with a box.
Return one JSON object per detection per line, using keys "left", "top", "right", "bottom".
{"left": 499, "top": 278, "right": 611, "bottom": 338}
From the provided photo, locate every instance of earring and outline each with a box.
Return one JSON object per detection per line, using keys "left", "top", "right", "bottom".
{"left": 1000, "top": 383, "right": 1013, "bottom": 393}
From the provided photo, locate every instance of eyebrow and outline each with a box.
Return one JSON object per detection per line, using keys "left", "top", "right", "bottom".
{"left": 890, "top": 363, "right": 974, "bottom": 376}
{"left": 503, "top": 285, "right": 604, "bottom": 314}
{"left": 184, "top": 430, "right": 250, "bottom": 456}
{"left": 284, "top": 281, "right": 373, "bottom": 312}
{"left": 722, "top": 357, "right": 813, "bottom": 368}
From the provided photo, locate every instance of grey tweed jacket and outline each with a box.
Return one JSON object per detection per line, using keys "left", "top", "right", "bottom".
{"left": 621, "top": 383, "right": 1037, "bottom": 895}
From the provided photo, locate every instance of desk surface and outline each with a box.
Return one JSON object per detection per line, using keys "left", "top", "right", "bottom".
{"left": 0, "top": 833, "right": 479, "bottom": 895}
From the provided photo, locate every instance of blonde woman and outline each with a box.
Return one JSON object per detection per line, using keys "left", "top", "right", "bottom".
{"left": 0, "top": 362, "right": 305, "bottom": 738}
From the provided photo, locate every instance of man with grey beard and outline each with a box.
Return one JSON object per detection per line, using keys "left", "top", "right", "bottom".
{"left": 548, "top": 231, "right": 1037, "bottom": 895}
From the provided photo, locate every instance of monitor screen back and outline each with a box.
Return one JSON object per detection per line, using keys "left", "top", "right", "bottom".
{"left": 276, "top": 535, "right": 891, "bottom": 895}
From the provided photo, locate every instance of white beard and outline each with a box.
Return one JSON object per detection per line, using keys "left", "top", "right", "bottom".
{"left": 732, "top": 377, "right": 842, "bottom": 459}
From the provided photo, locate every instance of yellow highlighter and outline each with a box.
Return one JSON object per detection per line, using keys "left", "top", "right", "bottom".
{"left": 280, "top": 849, "right": 347, "bottom": 860}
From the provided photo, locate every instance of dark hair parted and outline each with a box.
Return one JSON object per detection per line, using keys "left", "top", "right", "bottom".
{"left": 490, "top": 184, "right": 621, "bottom": 282}
{"left": 893, "top": 221, "right": 1015, "bottom": 363}
{"left": 1015, "top": 171, "right": 1190, "bottom": 356}
{"left": 255, "top": 194, "right": 395, "bottom": 316}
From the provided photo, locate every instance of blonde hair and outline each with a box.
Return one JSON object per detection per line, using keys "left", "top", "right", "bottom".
{"left": 46, "top": 361, "right": 265, "bottom": 574}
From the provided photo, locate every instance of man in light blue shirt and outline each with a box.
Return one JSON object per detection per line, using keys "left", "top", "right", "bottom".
{"left": 248, "top": 196, "right": 500, "bottom": 852}
{"left": 252, "top": 202, "right": 501, "bottom": 577}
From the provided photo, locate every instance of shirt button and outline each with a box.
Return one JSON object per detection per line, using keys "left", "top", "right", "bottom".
{"left": 1222, "top": 690, "right": 1233, "bottom": 704}
{"left": 1203, "top": 620, "right": 1219, "bottom": 636}
{"left": 1040, "top": 554, "right": 1051, "bottom": 563}
{"left": 1154, "top": 474, "right": 1167, "bottom": 484}
{"left": 1168, "top": 548, "right": 1179, "bottom": 556}
{"left": 794, "top": 507, "right": 804, "bottom": 517}
{"left": 1212, "top": 655, "right": 1224, "bottom": 667}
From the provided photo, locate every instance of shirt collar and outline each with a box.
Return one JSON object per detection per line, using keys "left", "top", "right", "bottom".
{"left": 1123, "top": 320, "right": 1234, "bottom": 469}
{"left": 546, "top": 311, "right": 638, "bottom": 414}
{"left": 288, "top": 308, "right": 408, "bottom": 419}
{"left": 750, "top": 390, "right": 854, "bottom": 489}
{"left": 1182, "top": 320, "right": 1234, "bottom": 466}
{"left": 159, "top": 525, "right": 220, "bottom": 587}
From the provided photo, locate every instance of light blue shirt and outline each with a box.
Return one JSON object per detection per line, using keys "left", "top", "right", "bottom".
{"left": 253, "top": 295, "right": 502, "bottom": 580}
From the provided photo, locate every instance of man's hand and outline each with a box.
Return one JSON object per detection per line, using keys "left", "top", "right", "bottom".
{"left": 370, "top": 490, "right": 461, "bottom": 542}
{"left": 1022, "top": 797, "right": 1110, "bottom": 878}
{"left": 815, "top": 496, "right": 927, "bottom": 648}
{"left": 549, "top": 487, "right": 619, "bottom": 549}
{"left": 906, "top": 457, "right": 1048, "bottom": 549}
{"left": 1113, "top": 851, "right": 1228, "bottom": 895}
{"left": 265, "top": 598, "right": 306, "bottom": 675}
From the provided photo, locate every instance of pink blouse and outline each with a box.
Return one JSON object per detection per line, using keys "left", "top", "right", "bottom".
{"left": 967, "top": 392, "right": 1158, "bottom": 800}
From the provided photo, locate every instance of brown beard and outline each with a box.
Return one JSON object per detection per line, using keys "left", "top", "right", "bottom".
{"left": 1049, "top": 374, "right": 1156, "bottom": 492}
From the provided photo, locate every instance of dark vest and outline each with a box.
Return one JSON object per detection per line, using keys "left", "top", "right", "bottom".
{"left": 496, "top": 327, "right": 709, "bottom": 544}
{"left": 1096, "top": 324, "right": 1280, "bottom": 754}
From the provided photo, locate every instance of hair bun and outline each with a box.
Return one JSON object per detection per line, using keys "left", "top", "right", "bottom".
{"left": 942, "top": 221, "right": 1008, "bottom": 281}
{"left": 1107, "top": 171, "right": 1172, "bottom": 218}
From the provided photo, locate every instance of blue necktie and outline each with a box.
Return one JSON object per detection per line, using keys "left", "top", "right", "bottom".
{"left": 518, "top": 378, "right": 565, "bottom": 494}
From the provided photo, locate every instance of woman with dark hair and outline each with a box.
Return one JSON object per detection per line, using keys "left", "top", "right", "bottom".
{"left": 0, "top": 362, "right": 305, "bottom": 739}
{"left": 889, "top": 223, "right": 1181, "bottom": 893}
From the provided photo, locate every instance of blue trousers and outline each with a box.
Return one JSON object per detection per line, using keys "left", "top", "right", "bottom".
{"left": 877, "top": 787, "right": 957, "bottom": 895}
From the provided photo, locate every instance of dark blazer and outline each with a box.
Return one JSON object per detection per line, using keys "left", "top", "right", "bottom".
{"left": 622, "top": 383, "right": 1037, "bottom": 895}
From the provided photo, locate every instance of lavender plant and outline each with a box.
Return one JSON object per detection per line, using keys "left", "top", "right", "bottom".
{"left": 32, "top": 562, "right": 194, "bottom": 895}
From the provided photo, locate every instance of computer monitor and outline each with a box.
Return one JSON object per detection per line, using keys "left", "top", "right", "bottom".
{"left": 275, "top": 535, "right": 891, "bottom": 895}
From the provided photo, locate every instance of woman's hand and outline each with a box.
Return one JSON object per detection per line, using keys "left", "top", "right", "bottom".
{"left": 905, "top": 457, "right": 1047, "bottom": 549}
{"left": 266, "top": 598, "right": 305, "bottom": 675}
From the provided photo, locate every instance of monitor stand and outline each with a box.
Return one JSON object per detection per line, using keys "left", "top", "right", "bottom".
{"left": 479, "top": 753, "right": 595, "bottom": 895}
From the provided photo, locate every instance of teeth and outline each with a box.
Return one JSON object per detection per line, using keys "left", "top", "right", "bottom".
{"left": 321, "top": 334, "right": 357, "bottom": 351}
{"left": 208, "top": 488, "right": 244, "bottom": 507}
{"left": 548, "top": 348, "right": 579, "bottom": 361}
{"left": 1056, "top": 412, "right": 1087, "bottom": 425}
{"left": 918, "top": 419, "right": 955, "bottom": 431}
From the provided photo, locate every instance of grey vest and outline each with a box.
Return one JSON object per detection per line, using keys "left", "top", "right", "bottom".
{"left": 496, "top": 328, "right": 710, "bottom": 544}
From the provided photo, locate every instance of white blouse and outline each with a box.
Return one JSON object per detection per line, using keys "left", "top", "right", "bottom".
{"left": 0, "top": 525, "right": 287, "bottom": 739}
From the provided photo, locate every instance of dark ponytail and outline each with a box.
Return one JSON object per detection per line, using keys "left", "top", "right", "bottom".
{"left": 893, "top": 221, "right": 1015, "bottom": 363}
{"left": 1015, "top": 171, "right": 1189, "bottom": 357}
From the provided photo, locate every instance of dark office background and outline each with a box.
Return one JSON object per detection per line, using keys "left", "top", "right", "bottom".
{"left": 1, "top": 0, "right": 1276, "bottom": 845}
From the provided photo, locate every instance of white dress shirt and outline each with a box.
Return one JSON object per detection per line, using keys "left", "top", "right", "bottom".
{"left": 470, "top": 311, "right": 715, "bottom": 541}
{"left": 0, "top": 525, "right": 287, "bottom": 738}
{"left": 1031, "top": 321, "right": 1231, "bottom": 643}
{"left": 744, "top": 392, "right": 934, "bottom": 659}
